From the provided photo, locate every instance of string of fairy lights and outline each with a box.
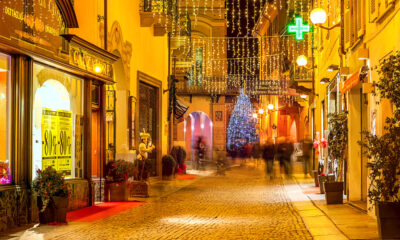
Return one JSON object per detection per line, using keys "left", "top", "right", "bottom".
{"left": 145, "top": 0, "right": 313, "bottom": 97}
{"left": 172, "top": 33, "right": 310, "bottom": 96}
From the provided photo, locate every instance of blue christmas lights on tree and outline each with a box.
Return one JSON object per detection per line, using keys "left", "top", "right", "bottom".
{"left": 227, "top": 89, "right": 258, "bottom": 151}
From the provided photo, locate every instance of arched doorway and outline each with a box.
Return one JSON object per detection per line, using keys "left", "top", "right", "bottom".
{"left": 184, "top": 111, "right": 213, "bottom": 168}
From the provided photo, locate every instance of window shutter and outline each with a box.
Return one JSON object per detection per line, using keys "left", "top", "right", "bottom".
{"left": 378, "top": 0, "right": 395, "bottom": 19}
{"left": 357, "top": 0, "right": 365, "bottom": 38}
{"left": 370, "top": 0, "right": 378, "bottom": 21}
{"left": 344, "top": 9, "right": 351, "bottom": 49}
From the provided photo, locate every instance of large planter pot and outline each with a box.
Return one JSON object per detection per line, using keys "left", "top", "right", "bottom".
{"left": 323, "top": 181, "right": 343, "bottom": 204}
{"left": 129, "top": 181, "right": 149, "bottom": 198}
{"left": 318, "top": 175, "right": 335, "bottom": 194}
{"left": 37, "top": 196, "right": 55, "bottom": 224}
{"left": 376, "top": 202, "right": 400, "bottom": 239}
{"left": 106, "top": 182, "right": 129, "bottom": 202}
{"left": 313, "top": 170, "right": 319, "bottom": 187}
{"left": 53, "top": 196, "right": 69, "bottom": 223}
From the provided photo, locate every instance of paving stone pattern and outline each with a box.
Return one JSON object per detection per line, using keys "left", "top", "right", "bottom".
{"left": 9, "top": 166, "right": 313, "bottom": 240}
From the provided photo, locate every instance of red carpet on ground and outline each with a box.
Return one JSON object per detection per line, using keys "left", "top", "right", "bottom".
{"left": 67, "top": 202, "right": 147, "bottom": 222}
{"left": 177, "top": 174, "right": 197, "bottom": 180}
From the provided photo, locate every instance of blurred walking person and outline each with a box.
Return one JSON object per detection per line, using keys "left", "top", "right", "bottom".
{"left": 302, "top": 137, "right": 313, "bottom": 176}
{"left": 252, "top": 143, "right": 262, "bottom": 165}
{"left": 277, "top": 137, "right": 294, "bottom": 176}
{"left": 262, "top": 140, "right": 275, "bottom": 179}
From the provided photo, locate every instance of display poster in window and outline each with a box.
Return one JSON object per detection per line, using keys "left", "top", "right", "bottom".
{"left": 41, "top": 109, "right": 73, "bottom": 177}
{"left": 42, "top": 108, "right": 58, "bottom": 170}
{"left": 57, "top": 110, "right": 73, "bottom": 177}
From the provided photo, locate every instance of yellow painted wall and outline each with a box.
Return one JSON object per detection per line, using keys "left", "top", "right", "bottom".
{"left": 313, "top": 0, "right": 400, "bottom": 214}
{"left": 71, "top": 0, "right": 169, "bottom": 164}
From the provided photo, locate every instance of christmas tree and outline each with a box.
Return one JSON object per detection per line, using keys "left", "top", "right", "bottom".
{"left": 227, "top": 89, "right": 258, "bottom": 151}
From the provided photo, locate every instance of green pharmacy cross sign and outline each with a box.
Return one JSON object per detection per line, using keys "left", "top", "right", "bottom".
{"left": 288, "top": 17, "right": 310, "bottom": 41}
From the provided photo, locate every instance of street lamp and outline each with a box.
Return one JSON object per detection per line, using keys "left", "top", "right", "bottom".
{"left": 296, "top": 55, "right": 308, "bottom": 67}
{"left": 310, "top": 8, "right": 327, "bottom": 25}
{"left": 252, "top": 113, "right": 258, "bottom": 119}
{"left": 309, "top": 7, "right": 340, "bottom": 30}
{"left": 267, "top": 104, "right": 274, "bottom": 111}
{"left": 258, "top": 108, "right": 264, "bottom": 115}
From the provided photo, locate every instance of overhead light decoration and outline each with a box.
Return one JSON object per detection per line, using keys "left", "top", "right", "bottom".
{"left": 268, "top": 104, "right": 274, "bottom": 111}
{"left": 296, "top": 55, "right": 308, "bottom": 67}
{"left": 310, "top": 8, "right": 327, "bottom": 25}
{"left": 288, "top": 17, "right": 310, "bottom": 41}
{"left": 258, "top": 108, "right": 264, "bottom": 115}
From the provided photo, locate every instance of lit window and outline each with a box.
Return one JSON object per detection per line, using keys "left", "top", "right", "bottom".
{"left": 0, "top": 53, "right": 10, "bottom": 185}
{"left": 32, "top": 63, "right": 84, "bottom": 179}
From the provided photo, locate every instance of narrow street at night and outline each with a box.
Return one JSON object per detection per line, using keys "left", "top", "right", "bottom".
{"left": 1, "top": 0, "right": 400, "bottom": 239}
{"left": 1, "top": 162, "right": 378, "bottom": 240}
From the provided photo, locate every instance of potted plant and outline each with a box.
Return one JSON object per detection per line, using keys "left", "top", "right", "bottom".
{"left": 32, "top": 166, "right": 69, "bottom": 224}
{"left": 318, "top": 172, "right": 335, "bottom": 194}
{"left": 171, "top": 146, "right": 187, "bottom": 174}
{"left": 324, "top": 112, "right": 348, "bottom": 204}
{"left": 105, "top": 159, "right": 136, "bottom": 202}
{"left": 360, "top": 51, "right": 400, "bottom": 239}
{"left": 162, "top": 155, "right": 177, "bottom": 180}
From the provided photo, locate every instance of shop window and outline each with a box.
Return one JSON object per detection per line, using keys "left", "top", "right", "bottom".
{"left": 32, "top": 63, "right": 84, "bottom": 179}
{"left": 0, "top": 54, "right": 10, "bottom": 185}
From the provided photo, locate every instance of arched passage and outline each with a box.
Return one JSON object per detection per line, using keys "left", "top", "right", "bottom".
{"left": 184, "top": 111, "right": 213, "bottom": 167}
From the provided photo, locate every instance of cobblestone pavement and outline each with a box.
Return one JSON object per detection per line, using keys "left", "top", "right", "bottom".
{"left": 5, "top": 164, "right": 313, "bottom": 240}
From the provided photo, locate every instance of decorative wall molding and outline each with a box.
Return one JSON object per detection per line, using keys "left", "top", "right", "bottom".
{"left": 107, "top": 21, "right": 132, "bottom": 88}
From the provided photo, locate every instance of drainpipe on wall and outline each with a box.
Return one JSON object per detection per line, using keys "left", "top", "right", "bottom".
{"left": 104, "top": 0, "right": 107, "bottom": 51}
{"left": 168, "top": 32, "right": 172, "bottom": 153}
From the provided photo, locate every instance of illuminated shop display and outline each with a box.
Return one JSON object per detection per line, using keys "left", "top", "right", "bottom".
{"left": 32, "top": 64, "right": 84, "bottom": 179}
{"left": 0, "top": 54, "right": 10, "bottom": 185}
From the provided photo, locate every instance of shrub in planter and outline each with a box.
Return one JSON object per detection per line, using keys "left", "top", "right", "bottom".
{"left": 325, "top": 112, "right": 348, "bottom": 204}
{"left": 171, "top": 146, "right": 187, "bottom": 174}
{"left": 105, "top": 160, "right": 136, "bottom": 201}
{"left": 318, "top": 173, "right": 335, "bottom": 194}
{"left": 359, "top": 51, "right": 400, "bottom": 239}
{"left": 162, "top": 155, "right": 177, "bottom": 179}
{"left": 32, "top": 166, "right": 69, "bottom": 223}
{"left": 106, "top": 159, "right": 136, "bottom": 183}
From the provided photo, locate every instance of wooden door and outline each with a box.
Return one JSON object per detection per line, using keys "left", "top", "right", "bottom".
{"left": 139, "top": 82, "right": 157, "bottom": 176}
{"left": 92, "top": 110, "right": 101, "bottom": 178}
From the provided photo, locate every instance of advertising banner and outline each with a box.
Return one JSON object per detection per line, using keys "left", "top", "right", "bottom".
{"left": 41, "top": 108, "right": 73, "bottom": 177}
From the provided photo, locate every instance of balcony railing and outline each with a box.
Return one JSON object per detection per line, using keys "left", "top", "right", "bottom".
{"left": 175, "top": 76, "right": 239, "bottom": 95}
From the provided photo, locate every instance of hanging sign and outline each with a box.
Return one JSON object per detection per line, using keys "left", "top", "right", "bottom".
{"left": 340, "top": 71, "right": 360, "bottom": 93}
{"left": 41, "top": 108, "right": 72, "bottom": 177}
{"left": 288, "top": 17, "right": 310, "bottom": 41}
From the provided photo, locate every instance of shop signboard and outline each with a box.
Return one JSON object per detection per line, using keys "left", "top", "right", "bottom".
{"left": 69, "top": 42, "right": 114, "bottom": 79}
{"left": 0, "top": 0, "right": 64, "bottom": 56}
{"left": 255, "top": 80, "right": 288, "bottom": 95}
{"left": 41, "top": 108, "right": 72, "bottom": 177}
{"left": 341, "top": 70, "right": 360, "bottom": 93}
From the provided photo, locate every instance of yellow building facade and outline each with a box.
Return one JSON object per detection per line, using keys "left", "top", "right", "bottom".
{"left": 312, "top": 0, "right": 400, "bottom": 213}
